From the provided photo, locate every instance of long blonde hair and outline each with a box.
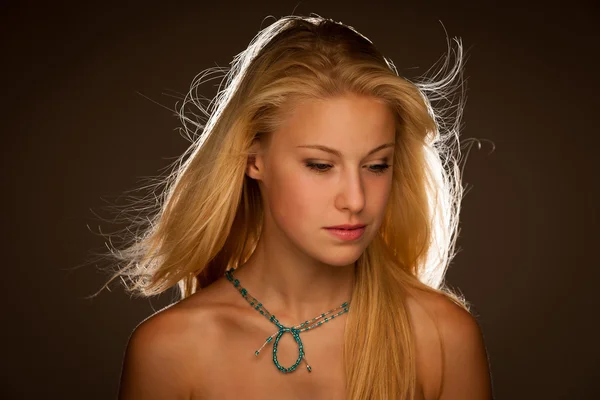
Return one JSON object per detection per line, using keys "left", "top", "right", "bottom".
{"left": 96, "top": 14, "right": 471, "bottom": 399}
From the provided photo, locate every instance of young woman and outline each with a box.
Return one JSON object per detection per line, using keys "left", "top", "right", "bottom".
{"left": 106, "top": 14, "right": 493, "bottom": 400}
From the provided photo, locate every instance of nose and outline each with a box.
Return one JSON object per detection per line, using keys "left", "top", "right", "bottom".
{"left": 334, "top": 168, "right": 366, "bottom": 213}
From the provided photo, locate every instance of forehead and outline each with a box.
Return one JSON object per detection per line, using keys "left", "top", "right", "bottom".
{"left": 272, "top": 94, "right": 396, "bottom": 150}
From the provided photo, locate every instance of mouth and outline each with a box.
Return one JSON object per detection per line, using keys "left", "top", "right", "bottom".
{"left": 324, "top": 224, "right": 366, "bottom": 230}
{"left": 324, "top": 225, "right": 366, "bottom": 241}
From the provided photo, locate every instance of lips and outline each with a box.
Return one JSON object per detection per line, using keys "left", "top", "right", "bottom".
{"left": 324, "top": 226, "right": 366, "bottom": 241}
{"left": 325, "top": 224, "right": 366, "bottom": 230}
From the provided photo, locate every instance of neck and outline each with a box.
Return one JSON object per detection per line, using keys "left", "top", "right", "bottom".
{"left": 232, "top": 232, "right": 356, "bottom": 326}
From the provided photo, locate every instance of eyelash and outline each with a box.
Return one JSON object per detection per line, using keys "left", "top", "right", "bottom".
{"left": 305, "top": 162, "right": 391, "bottom": 175}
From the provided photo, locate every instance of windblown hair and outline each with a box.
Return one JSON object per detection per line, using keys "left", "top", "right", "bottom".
{"left": 96, "top": 14, "right": 472, "bottom": 400}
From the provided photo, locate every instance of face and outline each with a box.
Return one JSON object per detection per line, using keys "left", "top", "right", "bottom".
{"left": 247, "top": 93, "right": 396, "bottom": 266}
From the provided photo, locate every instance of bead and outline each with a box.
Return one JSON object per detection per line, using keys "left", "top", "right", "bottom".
{"left": 224, "top": 269, "right": 350, "bottom": 374}
{"left": 272, "top": 326, "right": 305, "bottom": 373}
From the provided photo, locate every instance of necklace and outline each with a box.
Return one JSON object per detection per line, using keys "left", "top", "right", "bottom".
{"left": 225, "top": 269, "right": 350, "bottom": 374}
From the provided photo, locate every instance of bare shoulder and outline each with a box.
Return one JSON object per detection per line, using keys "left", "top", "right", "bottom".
{"left": 118, "top": 277, "right": 237, "bottom": 399}
{"left": 406, "top": 288, "right": 493, "bottom": 400}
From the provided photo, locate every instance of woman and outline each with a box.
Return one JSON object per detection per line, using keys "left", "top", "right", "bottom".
{"left": 106, "top": 14, "right": 493, "bottom": 400}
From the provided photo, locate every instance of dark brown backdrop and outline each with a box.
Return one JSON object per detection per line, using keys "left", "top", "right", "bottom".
{"left": 1, "top": 1, "right": 598, "bottom": 399}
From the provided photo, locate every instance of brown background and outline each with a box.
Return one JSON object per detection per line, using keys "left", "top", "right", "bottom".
{"left": 1, "top": 1, "right": 598, "bottom": 399}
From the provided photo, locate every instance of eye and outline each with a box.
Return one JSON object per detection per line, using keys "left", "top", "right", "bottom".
{"left": 369, "top": 163, "right": 391, "bottom": 175}
{"left": 305, "top": 162, "right": 391, "bottom": 175}
{"left": 306, "top": 163, "right": 332, "bottom": 174}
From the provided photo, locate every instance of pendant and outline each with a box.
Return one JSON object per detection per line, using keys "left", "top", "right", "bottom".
{"left": 272, "top": 327, "right": 305, "bottom": 373}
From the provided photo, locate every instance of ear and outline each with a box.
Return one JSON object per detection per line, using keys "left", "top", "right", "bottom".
{"left": 246, "top": 139, "right": 265, "bottom": 181}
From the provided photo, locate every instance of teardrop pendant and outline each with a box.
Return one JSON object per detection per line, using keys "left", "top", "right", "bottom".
{"left": 272, "top": 327, "right": 305, "bottom": 373}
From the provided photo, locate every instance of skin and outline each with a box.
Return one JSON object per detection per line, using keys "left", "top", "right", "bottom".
{"left": 118, "top": 94, "right": 493, "bottom": 400}
{"left": 235, "top": 93, "right": 396, "bottom": 324}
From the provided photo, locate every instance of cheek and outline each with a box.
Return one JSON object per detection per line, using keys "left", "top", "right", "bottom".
{"left": 267, "top": 166, "right": 326, "bottom": 231}
{"left": 371, "top": 177, "right": 392, "bottom": 211}
{"left": 357, "top": 175, "right": 393, "bottom": 238}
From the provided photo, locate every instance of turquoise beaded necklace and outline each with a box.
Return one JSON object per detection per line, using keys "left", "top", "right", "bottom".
{"left": 225, "top": 268, "right": 350, "bottom": 374}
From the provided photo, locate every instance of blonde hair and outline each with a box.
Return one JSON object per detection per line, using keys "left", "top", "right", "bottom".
{"left": 95, "top": 14, "right": 472, "bottom": 399}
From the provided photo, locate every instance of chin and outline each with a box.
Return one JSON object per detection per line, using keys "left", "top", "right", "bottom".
{"left": 317, "top": 249, "right": 364, "bottom": 267}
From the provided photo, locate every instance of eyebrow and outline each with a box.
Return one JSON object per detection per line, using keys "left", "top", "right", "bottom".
{"left": 296, "top": 142, "right": 395, "bottom": 158}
